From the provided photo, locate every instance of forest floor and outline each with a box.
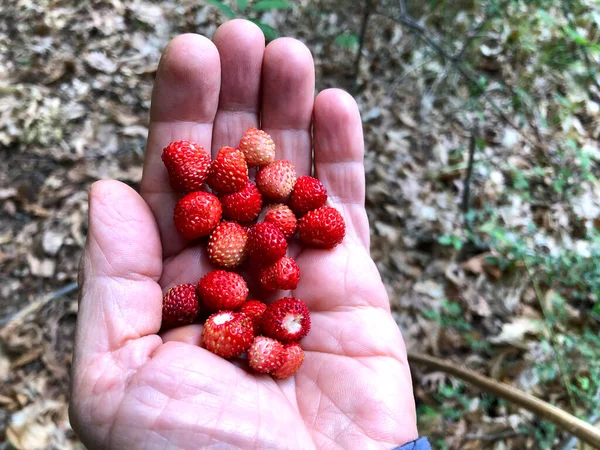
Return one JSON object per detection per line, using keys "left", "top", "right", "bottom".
{"left": 1, "top": 1, "right": 599, "bottom": 449}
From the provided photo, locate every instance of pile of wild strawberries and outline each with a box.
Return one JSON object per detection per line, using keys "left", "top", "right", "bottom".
{"left": 160, "top": 128, "right": 345, "bottom": 379}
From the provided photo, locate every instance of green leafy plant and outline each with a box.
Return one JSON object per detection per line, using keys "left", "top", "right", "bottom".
{"left": 423, "top": 299, "right": 472, "bottom": 332}
{"left": 438, "top": 233, "right": 464, "bottom": 251}
{"left": 334, "top": 32, "right": 359, "bottom": 49}
{"left": 205, "top": 0, "right": 292, "bottom": 40}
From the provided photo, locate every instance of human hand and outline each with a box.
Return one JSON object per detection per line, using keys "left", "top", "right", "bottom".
{"left": 69, "top": 19, "right": 417, "bottom": 449}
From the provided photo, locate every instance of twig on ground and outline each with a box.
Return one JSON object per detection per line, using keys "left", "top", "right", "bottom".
{"left": 558, "top": 410, "right": 599, "bottom": 450}
{"left": 0, "top": 281, "right": 78, "bottom": 335}
{"left": 407, "top": 351, "right": 600, "bottom": 449}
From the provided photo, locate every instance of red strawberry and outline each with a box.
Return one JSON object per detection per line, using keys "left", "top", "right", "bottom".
{"left": 238, "top": 128, "right": 276, "bottom": 167}
{"left": 259, "top": 256, "right": 300, "bottom": 291}
{"left": 173, "top": 191, "right": 222, "bottom": 240}
{"left": 248, "top": 336, "right": 284, "bottom": 374}
{"left": 208, "top": 147, "right": 248, "bottom": 194}
{"left": 298, "top": 206, "right": 345, "bottom": 249}
{"left": 161, "top": 283, "right": 200, "bottom": 328}
{"left": 197, "top": 270, "right": 248, "bottom": 311}
{"left": 202, "top": 311, "right": 254, "bottom": 358}
{"left": 290, "top": 176, "right": 327, "bottom": 217}
{"left": 256, "top": 160, "right": 296, "bottom": 200}
{"left": 238, "top": 300, "right": 267, "bottom": 333}
{"left": 261, "top": 297, "right": 311, "bottom": 343}
{"left": 221, "top": 181, "right": 263, "bottom": 222}
{"left": 272, "top": 343, "right": 305, "bottom": 379}
{"left": 161, "top": 140, "right": 211, "bottom": 193}
{"left": 207, "top": 222, "right": 248, "bottom": 268}
{"left": 264, "top": 204, "right": 297, "bottom": 239}
{"left": 247, "top": 222, "right": 287, "bottom": 265}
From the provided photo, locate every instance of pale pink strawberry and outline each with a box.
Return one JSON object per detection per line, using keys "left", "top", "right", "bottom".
{"left": 238, "top": 128, "right": 276, "bottom": 167}
{"left": 256, "top": 160, "right": 296, "bottom": 201}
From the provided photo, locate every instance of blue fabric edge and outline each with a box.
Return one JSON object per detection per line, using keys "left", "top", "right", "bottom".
{"left": 392, "top": 436, "right": 431, "bottom": 450}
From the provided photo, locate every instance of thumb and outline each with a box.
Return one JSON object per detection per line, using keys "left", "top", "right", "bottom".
{"left": 75, "top": 180, "right": 163, "bottom": 361}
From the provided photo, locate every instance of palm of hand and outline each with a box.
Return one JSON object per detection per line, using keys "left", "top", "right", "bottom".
{"left": 70, "top": 20, "right": 417, "bottom": 450}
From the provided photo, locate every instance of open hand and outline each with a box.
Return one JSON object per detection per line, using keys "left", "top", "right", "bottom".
{"left": 69, "top": 19, "right": 417, "bottom": 450}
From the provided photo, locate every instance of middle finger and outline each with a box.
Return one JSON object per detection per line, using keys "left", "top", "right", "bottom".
{"left": 211, "top": 20, "right": 266, "bottom": 154}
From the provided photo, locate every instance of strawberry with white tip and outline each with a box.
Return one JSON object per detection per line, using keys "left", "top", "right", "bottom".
{"left": 261, "top": 297, "right": 311, "bottom": 343}
{"left": 202, "top": 311, "right": 254, "bottom": 358}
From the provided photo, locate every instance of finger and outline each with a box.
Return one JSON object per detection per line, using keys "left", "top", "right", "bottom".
{"left": 141, "top": 34, "right": 221, "bottom": 258}
{"left": 75, "top": 180, "right": 163, "bottom": 362}
{"left": 313, "top": 89, "right": 369, "bottom": 249}
{"left": 211, "top": 20, "right": 265, "bottom": 155}
{"left": 261, "top": 38, "right": 315, "bottom": 177}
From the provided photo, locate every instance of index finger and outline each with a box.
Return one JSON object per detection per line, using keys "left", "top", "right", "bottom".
{"left": 141, "top": 34, "right": 221, "bottom": 259}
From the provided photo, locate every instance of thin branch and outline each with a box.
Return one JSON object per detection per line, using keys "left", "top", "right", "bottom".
{"left": 454, "top": 1, "right": 508, "bottom": 62}
{"left": 461, "top": 125, "right": 477, "bottom": 216}
{"left": 398, "top": 0, "right": 406, "bottom": 16}
{"left": 407, "top": 351, "right": 600, "bottom": 449}
{"left": 378, "top": 9, "right": 546, "bottom": 152}
{"left": 354, "top": 0, "right": 374, "bottom": 87}
{"left": 388, "top": 54, "right": 436, "bottom": 96}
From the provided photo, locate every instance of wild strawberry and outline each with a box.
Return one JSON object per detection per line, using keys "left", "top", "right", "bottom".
{"left": 298, "top": 206, "right": 345, "bottom": 249}
{"left": 256, "top": 160, "right": 296, "bottom": 200}
{"left": 208, "top": 147, "right": 248, "bottom": 194}
{"left": 248, "top": 336, "right": 285, "bottom": 374}
{"left": 247, "top": 222, "right": 287, "bottom": 265}
{"left": 290, "top": 176, "right": 327, "bottom": 217}
{"left": 161, "top": 140, "right": 211, "bottom": 193}
{"left": 202, "top": 311, "right": 254, "bottom": 358}
{"left": 259, "top": 256, "right": 300, "bottom": 291}
{"left": 221, "top": 181, "right": 263, "bottom": 222}
{"left": 272, "top": 343, "right": 305, "bottom": 379}
{"left": 238, "top": 300, "right": 267, "bottom": 333}
{"left": 238, "top": 128, "right": 276, "bottom": 167}
{"left": 161, "top": 283, "right": 200, "bottom": 328}
{"left": 261, "top": 297, "right": 311, "bottom": 343}
{"left": 207, "top": 222, "right": 248, "bottom": 268}
{"left": 173, "top": 191, "right": 222, "bottom": 240}
{"left": 197, "top": 270, "right": 248, "bottom": 311}
{"left": 264, "top": 204, "right": 297, "bottom": 239}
